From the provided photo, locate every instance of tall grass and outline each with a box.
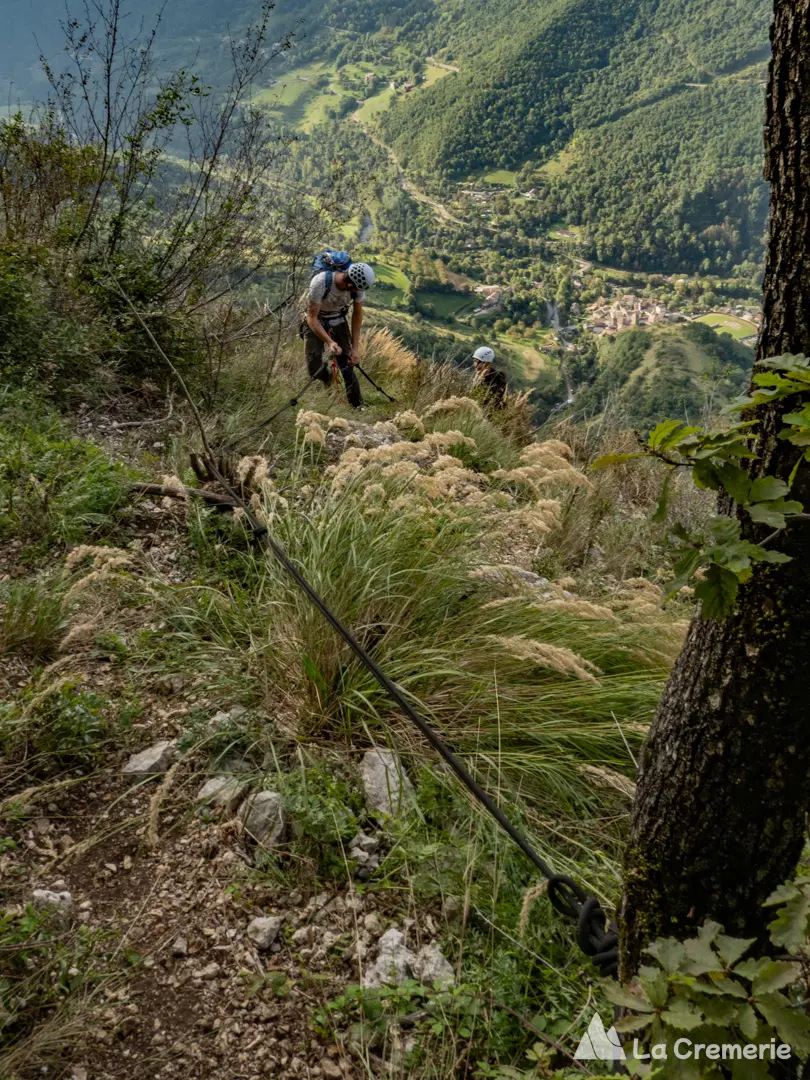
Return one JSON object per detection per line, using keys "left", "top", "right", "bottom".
{"left": 138, "top": 471, "right": 682, "bottom": 883}
{"left": 0, "top": 578, "right": 67, "bottom": 660}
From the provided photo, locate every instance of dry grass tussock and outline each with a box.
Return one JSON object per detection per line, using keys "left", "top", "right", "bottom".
{"left": 421, "top": 396, "right": 483, "bottom": 421}
{"left": 320, "top": 423, "right": 567, "bottom": 568}
{"left": 358, "top": 325, "right": 418, "bottom": 377}
{"left": 484, "top": 635, "right": 601, "bottom": 684}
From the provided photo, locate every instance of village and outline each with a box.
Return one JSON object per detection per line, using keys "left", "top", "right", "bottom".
{"left": 584, "top": 294, "right": 761, "bottom": 345}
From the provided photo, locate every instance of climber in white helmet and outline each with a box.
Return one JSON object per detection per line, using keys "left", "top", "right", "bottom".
{"left": 303, "top": 257, "right": 376, "bottom": 409}
{"left": 473, "top": 345, "right": 507, "bottom": 408}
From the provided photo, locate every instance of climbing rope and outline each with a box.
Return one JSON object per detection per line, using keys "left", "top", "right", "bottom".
{"left": 222, "top": 366, "right": 327, "bottom": 453}
{"left": 110, "top": 268, "right": 620, "bottom": 981}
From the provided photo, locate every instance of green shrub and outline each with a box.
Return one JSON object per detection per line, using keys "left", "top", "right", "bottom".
{"left": 0, "top": 905, "right": 107, "bottom": 1069}
{"left": 0, "top": 682, "right": 112, "bottom": 767}
{"left": 0, "top": 390, "right": 133, "bottom": 550}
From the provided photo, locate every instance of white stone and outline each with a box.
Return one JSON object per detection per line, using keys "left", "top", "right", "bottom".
{"left": 122, "top": 740, "right": 175, "bottom": 778}
{"left": 247, "top": 916, "right": 284, "bottom": 951}
{"left": 321, "top": 930, "right": 342, "bottom": 951}
{"left": 196, "top": 776, "right": 248, "bottom": 813}
{"left": 291, "top": 925, "right": 315, "bottom": 947}
{"left": 362, "top": 928, "right": 416, "bottom": 988}
{"left": 349, "top": 832, "right": 379, "bottom": 854}
{"left": 193, "top": 962, "right": 221, "bottom": 980}
{"left": 413, "top": 943, "right": 455, "bottom": 988}
{"left": 172, "top": 937, "right": 188, "bottom": 957}
{"left": 239, "top": 791, "right": 286, "bottom": 847}
{"left": 32, "top": 889, "right": 73, "bottom": 922}
{"left": 361, "top": 749, "right": 414, "bottom": 817}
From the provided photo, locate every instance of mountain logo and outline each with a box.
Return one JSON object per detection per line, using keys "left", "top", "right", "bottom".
{"left": 574, "top": 1013, "right": 626, "bottom": 1061}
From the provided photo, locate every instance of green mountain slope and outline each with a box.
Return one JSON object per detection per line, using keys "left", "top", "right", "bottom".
{"left": 2, "top": 0, "right": 771, "bottom": 273}
{"left": 377, "top": 0, "right": 770, "bottom": 272}
{"left": 574, "top": 322, "right": 754, "bottom": 427}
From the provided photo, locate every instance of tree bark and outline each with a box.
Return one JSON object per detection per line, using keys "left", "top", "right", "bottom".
{"left": 620, "top": 0, "right": 810, "bottom": 977}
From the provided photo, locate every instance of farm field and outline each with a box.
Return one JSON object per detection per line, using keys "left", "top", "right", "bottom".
{"left": 539, "top": 144, "right": 577, "bottom": 178}
{"left": 356, "top": 87, "right": 396, "bottom": 123}
{"left": 420, "top": 290, "right": 475, "bottom": 318}
{"left": 481, "top": 168, "right": 518, "bottom": 185}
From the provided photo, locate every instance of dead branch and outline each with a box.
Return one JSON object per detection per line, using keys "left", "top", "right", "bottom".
{"left": 131, "top": 482, "right": 238, "bottom": 508}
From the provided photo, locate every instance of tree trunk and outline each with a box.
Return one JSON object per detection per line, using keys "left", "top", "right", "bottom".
{"left": 620, "top": 0, "right": 810, "bottom": 977}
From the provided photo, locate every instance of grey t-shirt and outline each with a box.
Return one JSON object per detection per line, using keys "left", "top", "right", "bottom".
{"left": 307, "top": 271, "right": 365, "bottom": 318}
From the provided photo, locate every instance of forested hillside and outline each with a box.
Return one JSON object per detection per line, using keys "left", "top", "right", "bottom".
{"left": 378, "top": 0, "right": 771, "bottom": 271}
{"left": 2, "top": 0, "right": 771, "bottom": 273}
{"left": 574, "top": 322, "right": 754, "bottom": 427}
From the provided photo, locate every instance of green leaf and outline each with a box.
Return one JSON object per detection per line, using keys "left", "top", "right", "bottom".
{"left": 690, "top": 980, "right": 732, "bottom": 996}
{"left": 661, "top": 424, "right": 700, "bottom": 450}
{"left": 748, "top": 499, "right": 804, "bottom": 528}
{"left": 715, "top": 934, "right": 755, "bottom": 968}
{"left": 664, "top": 548, "right": 703, "bottom": 599}
{"left": 640, "top": 966, "right": 671, "bottom": 1007}
{"left": 700, "top": 998, "right": 741, "bottom": 1026}
{"left": 750, "top": 548, "right": 792, "bottom": 565}
{"left": 751, "top": 960, "right": 800, "bottom": 996}
{"left": 767, "top": 891, "right": 810, "bottom": 952}
{"left": 708, "top": 978, "right": 749, "bottom": 999}
{"left": 603, "top": 981, "right": 655, "bottom": 1012}
{"left": 729, "top": 1056, "right": 773, "bottom": 1080}
{"left": 749, "top": 477, "right": 790, "bottom": 503}
{"left": 652, "top": 472, "right": 673, "bottom": 524}
{"left": 695, "top": 564, "right": 739, "bottom": 620}
{"left": 648, "top": 419, "right": 688, "bottom": 450}
{"left": 755, "top": 993, "right": 810, "bottom": 1052}
{"left": 736, "top": 1001, "right": 759, "bottom": 1041}
{"left": 692, "top": 459, "right": 722, "bottom": 491}
{"left": 645, "top": 938, "right": 688, "bottom": 974}
{"left": 715, "top": 463, "right": 751, "bottom": 505}
{"left": 764, "top": 882, "right": 801, "bottom": 907}
{"left": 660, "top": 998, "right": 704, "bottom": 1030}
{"left": 759, "top": 352, "right": 810, "bottom": 372}
{"left": 591, "top": 452, "right": 644, "bottom": 470}
{"left": 614, "top": 1013, "right": 655, "bottom": 1034}
{"left": 734, "top": 958, "right": 770, "bottom": 982}
{"left": 683, "top": 935, "right": 722, "bottom": 975}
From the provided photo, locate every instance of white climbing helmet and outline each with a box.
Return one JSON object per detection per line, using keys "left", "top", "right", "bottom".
{"left": 346, "top": 262, "right": 375, "bottom": 291}
{"left": 473, "top": 346, "right": 496, "bottom": 365}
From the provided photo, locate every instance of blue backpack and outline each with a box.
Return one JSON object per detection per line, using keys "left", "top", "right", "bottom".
{"left": 311, "top": 249, "right": 352, "bottom": 295}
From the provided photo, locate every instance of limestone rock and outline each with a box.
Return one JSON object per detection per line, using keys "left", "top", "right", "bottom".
{"left": 349, "top": 832, "right": 379, "bottom": 854}
{"left": 122, "top": 740, "right": 175, "bottom": 778}
{"left": 361, "top": 749, "right": 414, "bottom": 817}
{"left": 196, "top": 776, "right": 248, "bottom": 813}
{"left": 32, "top": 889, "right": 73, "bottom": 922}
{"left": 348, "top": 831, "right": 382, "bottom": 880}
{"left": 413, "top": 942, "right": 455, "bottom": 988}
{"left": 247, "top": 916, "right": 284, "bottom": 951}
{"left": 193, "top": 962, "right": 221, "bottom": 980}
{"left": 362, "top": 928, "right": 416, "bottom": 988}
{"left": 239, "top": 791, "right": 286, "bottom": 847}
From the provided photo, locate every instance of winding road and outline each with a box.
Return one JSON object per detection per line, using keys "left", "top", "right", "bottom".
{"left": 352, "top": 114, "right": 496, "bottom": 232}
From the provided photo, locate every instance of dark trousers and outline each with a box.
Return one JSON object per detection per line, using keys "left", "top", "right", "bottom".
{"left": 304, "top": 319, "right": 363, "bottom": 408}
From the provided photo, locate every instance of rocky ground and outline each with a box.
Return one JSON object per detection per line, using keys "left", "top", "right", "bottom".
{"left": 2, "top": 396, "right": 638, "bottom": 1080}
{"left": 3, "top": 710, "right": 459, "bottom": 1080}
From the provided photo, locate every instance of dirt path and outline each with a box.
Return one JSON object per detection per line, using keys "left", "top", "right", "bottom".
{"left": 426, "top": 56, "right": 460, "bottom": 74}
{"left": 351, "top": 115, "right": 485, "bottom": 231}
